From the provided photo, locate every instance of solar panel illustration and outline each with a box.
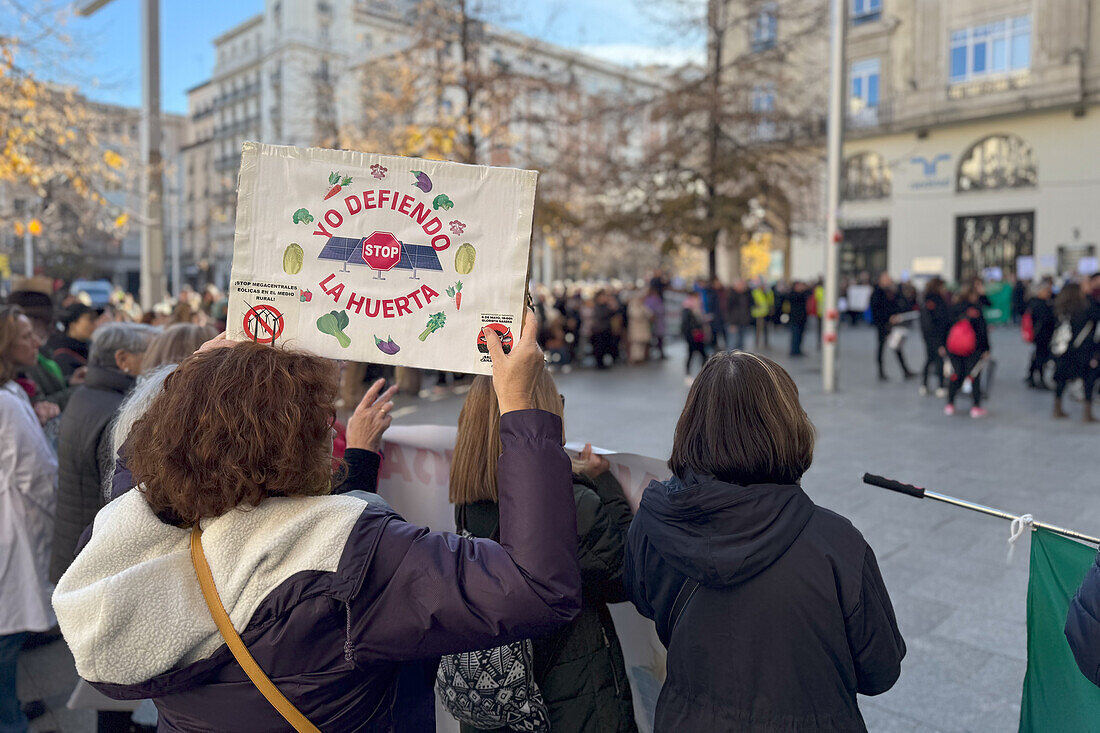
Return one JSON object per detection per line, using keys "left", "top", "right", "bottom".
{"left": 316, "top": 236, "right": 444, "bottom": 279}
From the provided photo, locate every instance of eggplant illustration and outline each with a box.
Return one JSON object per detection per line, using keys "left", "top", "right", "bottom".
{"left": 374, "top": 335, "right": 400, "bottom": 355}
{"left": 411, "top": 170, "right": 433, "bottom": 193}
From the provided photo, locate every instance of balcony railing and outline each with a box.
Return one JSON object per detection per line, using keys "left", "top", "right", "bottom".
{"left": 846, "top": 99, "right": 893, "bottom": 132}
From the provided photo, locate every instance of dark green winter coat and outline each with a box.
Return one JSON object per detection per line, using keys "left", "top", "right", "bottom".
{"left": 457, "top": 472, "right": 638, "bottom": 733}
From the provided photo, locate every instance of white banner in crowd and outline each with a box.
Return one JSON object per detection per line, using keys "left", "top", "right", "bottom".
{"left": 377, "top": 426, "right": 668, "bottom": 733}
{"left": 226, "top": 143, "right": 537, "bottom": 375}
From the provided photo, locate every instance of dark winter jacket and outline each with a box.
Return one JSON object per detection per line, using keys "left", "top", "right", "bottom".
{"left": 625, "top": 473, "right": 905, "bottom": 732}
{"left": 1066, "top": 549, "right": 1100, "bottom": 688}
{"left": 23, "top": 352, "right": 78, "bottom": 409}
{"left": 49, "top": 365, "right": 134, "bottom": 583}
{"left": 949, "top": 302, "right": 991, "bottom": 357}
{"left": 785, "top": 290, "right": 810, "bottom": 326}
{"left": 52, "top": 410, "right": 582, "bottom": 733}
{"left": 457, "top": 472, "right": 637, "bottom": 733}
{"left": 724, "top": 289, "right": 753, "bottom": 328}
{"left": 44, "top": 332, "right": 90, "bottom": 377}
{"left": 1026, "top": 297, "right": 1057, "bottom": 351}
{"left": 869, "top": 287, "right": 901, "bottom": 330}
{"left": 920, "top": 293, "right": 950, "bottom": 347}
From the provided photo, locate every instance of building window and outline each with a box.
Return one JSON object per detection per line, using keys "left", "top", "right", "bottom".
{"left": 751, "top": 3, "right": 778, "bottom": 52}
{"left": 851, "top": 0, "right": 881, "bottom": 25}
{"left": 957, "top": 133, "right": 1037, "bottom": 191}
{"left": 950, "top": 16, "right": 1030, "bottom": 84}
{"left": 849, "top": 58, "right": 880, "bottom": 126}
{"left": 751, "top": 83, "right": 776, "bottom": 140}
{"left": 843, "top": 152, "right": 891, "bottom": 200}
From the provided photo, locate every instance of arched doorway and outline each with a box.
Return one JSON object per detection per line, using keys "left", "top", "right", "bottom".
{"left": 955, "top": 134, "right": 1037, "bottom": 281}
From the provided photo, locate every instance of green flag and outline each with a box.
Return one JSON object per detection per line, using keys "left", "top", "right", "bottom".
{"left": 1019, "top": 527, "right": 1100, "bottom": 731}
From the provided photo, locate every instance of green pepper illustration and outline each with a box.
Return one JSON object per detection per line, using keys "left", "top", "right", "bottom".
{"left": 317, "top": 310, "right": 351, "bottom": 348}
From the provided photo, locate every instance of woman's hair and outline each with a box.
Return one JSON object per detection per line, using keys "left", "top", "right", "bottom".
{"left": 107, "top": 363, "right": 178, "bottom": 496}
{"left": 669, "top": 351, "right": 815, "bottom": 486}
{"left": 126, "top": 342, "right": 339, "bottom": 525}
{"left": 141, "top": 323, "right": 218, "bottom": 372}
{"left": 923, "top": 277, "right": 945, "bottom": 299}
{"left": 0, "top": 305, "right": 26, "bottom": 383}
{"left": 88, "top": 323, "right": 159, "bottom": 369}
{"left": 450, "top": 369, "right": 565, "bottom": 505}
{"left": 1055, "top": 282, "right": 1086, "bottom": 318}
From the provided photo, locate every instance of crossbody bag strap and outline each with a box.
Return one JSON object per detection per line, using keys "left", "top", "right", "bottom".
{"left": 190, "top": 526, "right": 322, "bottom": 733}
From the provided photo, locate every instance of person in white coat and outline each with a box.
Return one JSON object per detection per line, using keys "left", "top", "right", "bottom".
{"left": 0, "top": 305, "right": 59, "bottom": 733}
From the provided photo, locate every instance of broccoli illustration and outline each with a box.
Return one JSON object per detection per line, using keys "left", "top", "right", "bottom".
{"left": 432, "top": 194, "right": 454, "bottom": 211}
{"left": 292, "top": 208, "right": 314, "bottom": 225}
{"left": 418, "top": 312, "right": 446, "bottom": 341}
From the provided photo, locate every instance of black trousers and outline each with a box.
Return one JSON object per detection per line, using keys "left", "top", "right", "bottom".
{"left": 947, "top": 354, "right": 982, "bottom": 407}
{"left": 877, "top": 327, "right": 912, "bottom": 378}
{"left": 1055, "top": 354, "right": 1097, "bottom": 403}
{"left": 922, "top": 339, "right": 945, "bottom": 390}
{"left": 686, "top": 340, "right": 708, "bottom": 374}
{"left": 1029, "top": 340, "right": 1052, "bottom": 384}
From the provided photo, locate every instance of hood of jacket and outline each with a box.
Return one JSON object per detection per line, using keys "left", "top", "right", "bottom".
{"left": 52, "top": 488, "right": 368, "bottom": 689}
{"left": 82, "top": 364, "right": 134, "bottom": 394}
{"left": 634, "top": 472, "right": 814, "bottom": 588}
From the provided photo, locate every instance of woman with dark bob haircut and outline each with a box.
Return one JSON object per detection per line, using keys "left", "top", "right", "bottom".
{"left": 52, "top": 315, "right": 583, "bottom": 731}
{"left": 625, "top": 351, "right": 905, "bottom": 732}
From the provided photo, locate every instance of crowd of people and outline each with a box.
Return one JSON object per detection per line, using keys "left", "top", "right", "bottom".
{"left": 1, "top": 272, "right": 913, "bottom": 732}
{"left": 3, "top": 263, "right": 1100, "bottom": 733}
{"left": 865, "top": 271, "right": 1100, "bottom": 422}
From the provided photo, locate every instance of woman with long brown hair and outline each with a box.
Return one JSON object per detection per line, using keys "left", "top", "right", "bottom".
{"left": 1051, "top": 281, "right": 1098, "bottom": 421}
{"left": 0, "top": 306, "right": 59, "bottom": 732}
{"left": 625, "top": 351, "right": 904, "bottom": 732}
{"left": 447, "top": 371, "right": 636, "bottom": 733}
{"left": 52, "top": 314, "right": 583, "bottom": 731}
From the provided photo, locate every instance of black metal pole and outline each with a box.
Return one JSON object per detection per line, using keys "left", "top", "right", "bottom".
{"left": 862, "top": 473, "right": 1100, "bottom": 546}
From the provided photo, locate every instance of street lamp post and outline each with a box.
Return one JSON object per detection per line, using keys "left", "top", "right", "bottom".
{"left": 79, "top": 0, "right": 166, "bottom": 311}
{"left": 822, "top": 0, "right": 847, "bottom": 394}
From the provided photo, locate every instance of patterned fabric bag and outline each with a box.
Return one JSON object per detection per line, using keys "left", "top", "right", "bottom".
{"left": 435, "top": 636, "right": 550, "bottom": 732}
{"left": 435, "top": 521, "right": 550, "bottom": 732}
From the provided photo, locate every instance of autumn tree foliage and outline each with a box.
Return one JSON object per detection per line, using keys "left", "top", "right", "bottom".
{"left": 0, "top": 25, "right": 127, "bottom": 279}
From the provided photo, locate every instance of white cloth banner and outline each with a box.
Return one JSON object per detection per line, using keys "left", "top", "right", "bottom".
{"left": 377, "top": 426, "right": 667, "bottom": 733}
{"left": 227, "top": 143, "right": 538, "bottom": 375}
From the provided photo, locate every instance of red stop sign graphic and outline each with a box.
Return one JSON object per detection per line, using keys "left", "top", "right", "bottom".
{"left": 361, "top": 231, "right": 402, "bottom": 271}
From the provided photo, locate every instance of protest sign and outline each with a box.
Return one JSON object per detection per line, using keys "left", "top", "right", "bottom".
{"left": 226, "top": 143, "right": 538, "bottom": 375}
{"left": 377, "top": 426, "right": 668, "bottom": 733}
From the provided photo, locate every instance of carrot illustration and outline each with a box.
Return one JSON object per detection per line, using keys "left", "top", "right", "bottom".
{"left": 446, "top": 281, "right": 463, "bottom": 310}
{"left": 323, "top": 171, "right": 353, "bottom": 200}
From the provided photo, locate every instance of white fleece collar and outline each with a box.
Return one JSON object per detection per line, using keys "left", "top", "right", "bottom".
{"left": 52, "top": 489, "right": 367, "bottom": 685}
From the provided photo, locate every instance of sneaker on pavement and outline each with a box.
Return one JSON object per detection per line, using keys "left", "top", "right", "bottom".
{"left": 935, "top": 387, "right": 948, "bottom": 398}
{"left": 970, "top": 406, "right": 988, "bottom": 419}
{"left": 944, "top": 404, "right": 955, "bottom": 416}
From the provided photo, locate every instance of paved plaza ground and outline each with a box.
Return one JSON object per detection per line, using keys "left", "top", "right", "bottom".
{"left": 20, "top": 322, "right": 1099, "bottom": 732}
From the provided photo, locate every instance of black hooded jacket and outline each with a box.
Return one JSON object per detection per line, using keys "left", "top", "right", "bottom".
{"left": 625, "top": 473, "right": 905, "bottom": 732}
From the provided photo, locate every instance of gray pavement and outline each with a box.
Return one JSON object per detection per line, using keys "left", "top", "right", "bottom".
{"left": 20, "top": 322, "right": 1098, "bottom": 731}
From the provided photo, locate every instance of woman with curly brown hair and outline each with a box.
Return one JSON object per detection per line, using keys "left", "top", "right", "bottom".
{"left": 52, "top": 314, "right": 582, "bottom": 732}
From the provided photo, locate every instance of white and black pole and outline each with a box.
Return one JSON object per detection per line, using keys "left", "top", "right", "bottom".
{"left": 822, "top": 0, "right": 847, "bottom": 393}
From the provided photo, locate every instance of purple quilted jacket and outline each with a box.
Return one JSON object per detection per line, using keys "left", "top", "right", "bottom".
{"left": 52, "top": 410, "right": 580, "bottom": 732}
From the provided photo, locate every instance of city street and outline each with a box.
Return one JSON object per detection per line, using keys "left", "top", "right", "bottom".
{"left": 19, "top": 323, "right": 1099, "bottom": 732}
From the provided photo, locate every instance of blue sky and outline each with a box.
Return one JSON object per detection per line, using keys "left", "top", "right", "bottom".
{"left": 4, "top": 0, "right": 702, "bottom": 115}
